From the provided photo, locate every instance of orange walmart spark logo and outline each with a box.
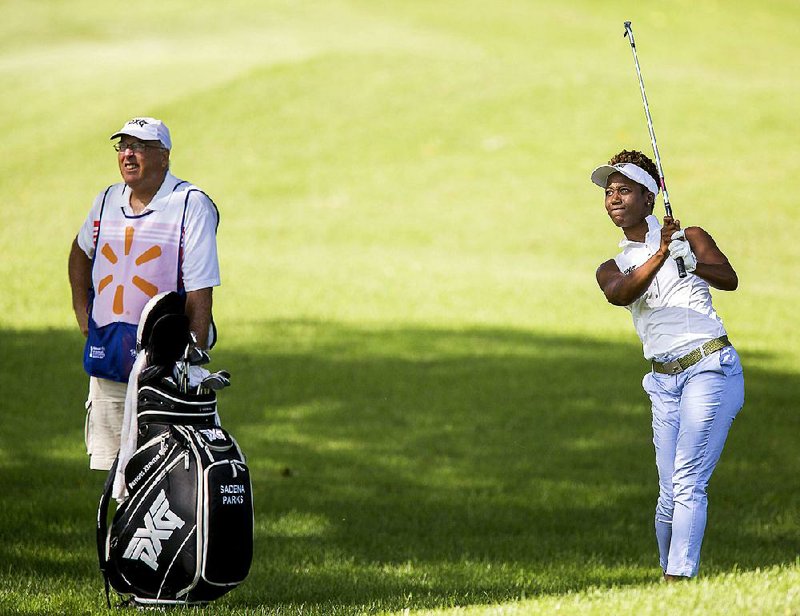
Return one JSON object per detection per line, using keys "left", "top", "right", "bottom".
{"left": 97, "top": 226, "right": 162, "bottom": 314}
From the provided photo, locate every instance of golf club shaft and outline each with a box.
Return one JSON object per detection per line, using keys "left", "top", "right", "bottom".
{"left": 623, "top": 21, "right": 687, "bottom": 277}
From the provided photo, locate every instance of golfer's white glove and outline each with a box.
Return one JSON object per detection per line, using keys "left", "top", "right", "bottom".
{"left": 669, "top": 230, "right": 697, "bottom": 272}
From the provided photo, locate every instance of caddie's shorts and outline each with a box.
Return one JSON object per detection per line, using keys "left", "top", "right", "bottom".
{"left": 84, "top": 377, "right": 127, "bottom": 471}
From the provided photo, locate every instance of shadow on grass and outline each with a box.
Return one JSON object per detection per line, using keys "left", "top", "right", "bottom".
{"left": 0, "top": 322, "right": 797, "bottom": 611}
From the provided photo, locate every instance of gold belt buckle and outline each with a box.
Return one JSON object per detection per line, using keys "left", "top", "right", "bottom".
{"left": 658, "top": 359, "right": 683, "bottom": 374}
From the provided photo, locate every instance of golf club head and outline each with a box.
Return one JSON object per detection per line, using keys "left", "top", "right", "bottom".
{"left": 200, "top": 371, "right": 231, "bottom": 391}
{"left": 623, "top": 21, "right": 635, "bottom": 46}
{"left": 148, "top": 313, "right": 191, "bottom": 366}
{"left": 188, "top": 347, "right": 212, "bottom": 366}
{"left": 137, "top": 291, "right": 185, "bottom": 352}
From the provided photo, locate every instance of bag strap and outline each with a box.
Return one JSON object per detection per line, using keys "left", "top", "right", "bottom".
{"left": 96, "top": 456, "right": 119, "bottom": 608}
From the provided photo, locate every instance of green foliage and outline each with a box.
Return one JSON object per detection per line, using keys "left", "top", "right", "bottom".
{"left": 0, "top": 1, "right": 797, "bottom": 614}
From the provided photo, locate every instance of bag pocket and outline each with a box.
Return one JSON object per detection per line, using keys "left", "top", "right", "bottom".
{"left": 108, "top": 447, "right": 200, "bottom": 600}
{"left": 201, "top": 460, "right": 253, "bottom": 586}
{"left": 124, "top": 429, "right": 176, "bottom": 496}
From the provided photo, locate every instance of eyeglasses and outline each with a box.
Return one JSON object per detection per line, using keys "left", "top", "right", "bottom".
{"left": 114, "top": 142, "right": 164, "bottom": 153}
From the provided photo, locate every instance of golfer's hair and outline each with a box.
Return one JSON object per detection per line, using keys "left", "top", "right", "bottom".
{"left": 609, "top": 150, "right": 659, "bottom": 191}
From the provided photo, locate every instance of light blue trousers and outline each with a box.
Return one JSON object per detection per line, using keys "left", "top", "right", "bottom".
{"left": 642, "top": 345, "right": 744, "bottom": 577}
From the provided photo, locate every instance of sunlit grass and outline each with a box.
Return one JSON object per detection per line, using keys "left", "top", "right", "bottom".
{"left": 1, "top": 1, "right": 798, "bottom": 614}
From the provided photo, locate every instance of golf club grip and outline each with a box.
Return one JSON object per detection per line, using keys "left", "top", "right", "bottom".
{"left": 663, "top": 201, "right": 687, "bottom": 277}
{"left": 675, "top": 256, "right": 687, "bottom": 278}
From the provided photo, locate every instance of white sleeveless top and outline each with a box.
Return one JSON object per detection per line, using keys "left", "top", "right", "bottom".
{"left": 614, "top": 215, "right": 726, "bottom": 362}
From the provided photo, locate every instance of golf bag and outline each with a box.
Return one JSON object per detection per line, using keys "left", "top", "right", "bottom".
{"left": 96, "top": 292, "right": 253, "bottom": 607}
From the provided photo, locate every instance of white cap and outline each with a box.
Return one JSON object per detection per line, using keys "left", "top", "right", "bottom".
{"left": 110, "top": 117, "right": 172, "bottom": 150}
{"left": 591, "top": 162, "right": 659, "bottom": 196}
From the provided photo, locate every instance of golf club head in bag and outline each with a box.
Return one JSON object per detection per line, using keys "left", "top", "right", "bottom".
{"left": 136, "top": 291, "right": 190, "bottom": 367}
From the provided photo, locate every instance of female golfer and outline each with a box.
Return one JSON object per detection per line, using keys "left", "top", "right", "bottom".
{"left": 591, "top": 149, "right": 745, "bottom": 580}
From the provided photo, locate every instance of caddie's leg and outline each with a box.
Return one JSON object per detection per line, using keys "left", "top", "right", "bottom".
{"left": 667, "top": 347, "right": 744, "bottom": 577}
{"left": 85, "top": 377, "right": 127, "bottom": 471}
{"left": 643, "top": 371, "right": 681, "bottom": 572}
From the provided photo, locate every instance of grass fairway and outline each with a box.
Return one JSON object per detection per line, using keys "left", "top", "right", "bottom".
{"left": 1, "top": 1, "right": 798, "bottom": 614}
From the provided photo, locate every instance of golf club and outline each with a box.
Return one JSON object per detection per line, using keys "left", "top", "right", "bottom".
{"left": 623, "top": 20, "right": 687, "bottom": 278}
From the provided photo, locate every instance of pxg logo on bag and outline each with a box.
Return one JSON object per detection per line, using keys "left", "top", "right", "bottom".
{"left": 200, "top": 428, "right": 226, "bottom": 442}
{"left": 122, "top": 489, "right": 185, "bottom": 571}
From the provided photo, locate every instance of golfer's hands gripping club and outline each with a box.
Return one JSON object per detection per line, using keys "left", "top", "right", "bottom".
{"left": 670, "top": 226, "right": 689, "bottom": 278}
{"left": 660, "top": 216, "right": 688, "bottom": 277}
{"left": 668, "top": 229, "right": 697, "bottom": 273}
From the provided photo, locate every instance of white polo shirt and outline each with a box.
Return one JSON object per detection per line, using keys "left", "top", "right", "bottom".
{"left": 614, "top": 215, "right": 726, "bottom": 362}
{"left": 78, "top": 172, "right": 221, "bottom": 295}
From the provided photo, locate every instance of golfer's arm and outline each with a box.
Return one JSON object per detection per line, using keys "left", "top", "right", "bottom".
{"left": 685, "top": 227, "right": 738, "bottom": 291}
{"left": 68, "top": 237, "right": 92, "bottom": 337}
{"left": 596, "top": 251, "right": 668, "bottom": 306}
{"left": 185, "top": 288, "right": 213, "bottom": 349}
{"left": 691, "top": 261, "right": 738, "bottom": 290}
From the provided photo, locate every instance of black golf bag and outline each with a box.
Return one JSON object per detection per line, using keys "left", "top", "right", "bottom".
{"left": 96, "top": 292, "right": 253, "bottom": 607}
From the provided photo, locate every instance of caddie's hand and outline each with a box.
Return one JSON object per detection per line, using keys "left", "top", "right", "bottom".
{"left": 668, "top": 230, "right": 697, "bottom": 272}
{"left": 76, "top": 311, "right": 89, "bottom": 338}
{"left": 660, "top": 216, "right": 681, "bottom": 254}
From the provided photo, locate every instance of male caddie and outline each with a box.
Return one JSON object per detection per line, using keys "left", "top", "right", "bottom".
{"left": 68, "top": 117, "right": 221, "bottom": 470}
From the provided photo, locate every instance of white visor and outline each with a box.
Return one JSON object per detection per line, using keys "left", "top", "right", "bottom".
{"left": 591, "top": 162, "right": 659, "bottom": 196}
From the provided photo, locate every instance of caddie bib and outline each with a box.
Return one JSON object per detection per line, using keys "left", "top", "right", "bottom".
{"left": 85, "top": 182, "right": 187, "bottom": 382}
